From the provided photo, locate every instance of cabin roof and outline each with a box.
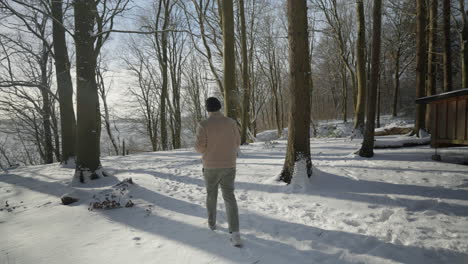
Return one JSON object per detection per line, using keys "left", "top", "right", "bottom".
{"left": 415, "top": 88, "right": 468, "bottom": 104}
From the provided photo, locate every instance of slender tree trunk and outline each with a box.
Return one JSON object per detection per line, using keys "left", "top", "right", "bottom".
{"left": 222, "top": 0, "right": 238, "bottom": 120}
{"left": 359, "top": 0, "right": 382, "bottom": 158}
{"left": 280, "top": 0, "right": 312, "bottom": 184}
{"left": 160, "top": 3, "right": 170, "bottom": 150}
{"left": 461, "top": 0, "right": 468, "bottom": 88}
{"left": 392, "top": 50, "right": 400, "bottom": 117}
{"left": 376, "top": 73, "right": 381, "bottom": 128}
{"left": 414, "top": 0, "right": 427, "bottom": 135}
{"left": 443, "top": 0, "right": 452, "bottom": 92}
{"left": 74, "top": 0, "right": 102, "bottom": 180}
{"left": 97, "top": 80, "right": 119, "bottom": 155}
{"left": 51, "top": 107, "right": 61, "bottom": 161}
{"left": 341, "top": 66, "right": 348, "bottom": 123}
{"left": 51, "top": 0, "right": 76, "bottom": 164}
{"left": 273, "top": 86, "right": 282, "bottom": 137}
{"left": 239, "top": 0, "right": 250, "bottom": 145}
{"left": 354, "top": 0, "right": 366, "bottom": 132}
{"left": 168, "top": 58, "right": 181, "bottom": 149}
{"left": 426, "top": 0, "right": 438, "bottom": 130}
{"left": 40, "top": 47, "right": 54, "bottom": 164}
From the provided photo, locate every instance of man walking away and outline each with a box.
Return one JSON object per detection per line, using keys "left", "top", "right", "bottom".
{"left": 195, "top": 97, "right": 242, "bottom": 247}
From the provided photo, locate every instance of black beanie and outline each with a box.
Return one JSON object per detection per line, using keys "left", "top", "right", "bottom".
{"left": 205, "top": 97, "right": 221, "bottom": 112}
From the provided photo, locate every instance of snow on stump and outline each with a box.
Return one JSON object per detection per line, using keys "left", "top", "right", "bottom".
{"left": 88, "top": 178, "right": 135, "bottom": 211}
{"left": 61, "top": 194, "right": 79, "bottom": 205}
{"left": 287, "top": 159, "right": 314, "bottom": 193}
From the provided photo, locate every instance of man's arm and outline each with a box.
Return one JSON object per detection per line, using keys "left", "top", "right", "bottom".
{"left": 195, "top": 124, "right": 207, "bottom": 153}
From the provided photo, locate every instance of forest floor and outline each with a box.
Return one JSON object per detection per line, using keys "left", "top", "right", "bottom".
{"left": 1, "top": 129, "right": 468, "bottom": 263}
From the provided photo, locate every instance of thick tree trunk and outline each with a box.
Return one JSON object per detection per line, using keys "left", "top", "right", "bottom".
{"left": 74, "top": 0, "right": 102, "bottom": 180}
{"left": 354, "top": 0, "right": 366, "bottom": 132}
{"left": 426, "top": 0, "right": 438, "bottom": 130}
{"left": 443, "top": 0, "right": 452, "bottom": 92}
{"left": 414, "top": 0, "right": 427, "bottom": 135}
{"left": 239, "top": 0, "right": 250, "bottom": 145}
{"left": 222, "top": 0, "right": 238, "bottom": 120}
{"left": 51, "top": 0, "right": 76, "bottom": 164}
{"left": 359, "top": 0, "right": 382, "bottom": 158}
{"left": 280, "top": 0, "right": 312, "bottom": 184}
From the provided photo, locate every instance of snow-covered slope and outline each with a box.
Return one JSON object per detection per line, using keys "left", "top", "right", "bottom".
{"left": 1, "top": 138, "right": 467, "bottom": 264}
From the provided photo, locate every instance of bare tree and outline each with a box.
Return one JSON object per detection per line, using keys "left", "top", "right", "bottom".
{"left": 359, "top": 0, "right": 382, "bottom": 158}
{"left": 354, "top": 0, "right": 366, "bottom": 134}
{"left": 0, "top": 3, "right": 57, "bottom": 164}
{"left": 280, "top": 0, "right": 312, "bottom": 184}
{"left": 383, "top": 0, "right": 415, "bottom": 118}
{"left": 74, "top": 0, "right": 130, "bottom": 182}
{"left": 96, "top": 60, "right": 120, "bottom": 156}
{"left": 239, "top": 0, "right": 250, "bottom": 144}
{"left": 414, "top": 0, "right": 427, "bottom": 135}
{"left": 460, "top": 0, "right": 468, "bottom": 88}
{"left": 123, "top": 39, "right": 160, "bottom": 152}
{"left": 222, "top": 0, "right": 238, "bottom": 120}
{"left": 426, "top": 0, "right": 438, "bottom": 128}
{"left": 442, "top": 0, "right": 452, "bottom": 92}
{"left": 51, "top": 0, "right": 76, "bottom": 164}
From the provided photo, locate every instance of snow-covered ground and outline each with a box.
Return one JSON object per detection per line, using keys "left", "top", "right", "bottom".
{"left": 1, "top": 137, "right": 468, "bottom": 263}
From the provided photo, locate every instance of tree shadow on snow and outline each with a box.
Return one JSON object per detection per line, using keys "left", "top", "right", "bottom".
{"left": 309, "top": 168, "right": 468, "bottom": 217}
{"left": 2, "top": 173, "right": 467, "bottom": 263}
{"left": 102, "top": 184, "right": 468, "bottom": 264}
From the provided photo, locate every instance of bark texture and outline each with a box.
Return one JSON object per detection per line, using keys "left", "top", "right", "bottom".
{"left": 279, "top": 0, "right": 312, "bottom": 183}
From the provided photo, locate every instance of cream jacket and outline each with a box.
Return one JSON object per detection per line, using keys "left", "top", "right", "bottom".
{"left": 195, "top": 112, "right": 240, "bottom": 168}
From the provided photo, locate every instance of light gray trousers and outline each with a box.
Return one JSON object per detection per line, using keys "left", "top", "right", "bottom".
{"left": 203, "top": 168, "right": 239, "bottom": 233}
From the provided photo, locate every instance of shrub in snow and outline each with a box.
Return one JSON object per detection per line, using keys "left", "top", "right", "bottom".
{"left": 88, "top": 178, "right": 134, "bottom": 211}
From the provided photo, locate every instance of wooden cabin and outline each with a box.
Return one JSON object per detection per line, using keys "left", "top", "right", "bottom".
{"left": 415, "top": 88, "right": 468, "bottom": 148}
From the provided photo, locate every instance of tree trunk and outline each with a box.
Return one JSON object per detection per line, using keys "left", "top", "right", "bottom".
{"left": 159, "top": 1, "right": 170, "bottom": 151}
{"left": 414, "top": 0, "right": 427, "bottom": 135}
{"left": 169, "top": 39, "right": 182, "bottom": 150}
{"left": 359, "top": 0, "right": 382, "bottom": 158}
{"left": 280, "top": 0, "right": 312, "bottom": 184}
{"left": 222, "top": 0, "right": 238, "bottom": 120}
{"left": 376, "top": 73, "right": 381, "bottom": 128}
{"left": 50, "top": 106, "right": 61, "bottom": 161}
{"left": 74, "top": 0, "right": 102, "bottom": 180}
{"left": 354, "top": 0, "right": 367, "bottom": 132}
{"left": 426, "top": 0, "right": 438, "bottom": 130}
{"left": 341, "top": 66, "right": 348, "bottom": 123}
{"left": 392, "top": 50, "right": 400, "bottom": 117}
{"left": 51, "top": 0, "right": 76, "bottom": 164}
{"left": 40, "top": 45, "right": 54, "bottom": 164}
{"left": 461, "top": 1, "right": 468, "bottom": 88}
{"left": 239, "top": 0, "right": 250, "bottom": 145}
{"left": 443, "top": 0, "right": 452, "bottom": 92}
